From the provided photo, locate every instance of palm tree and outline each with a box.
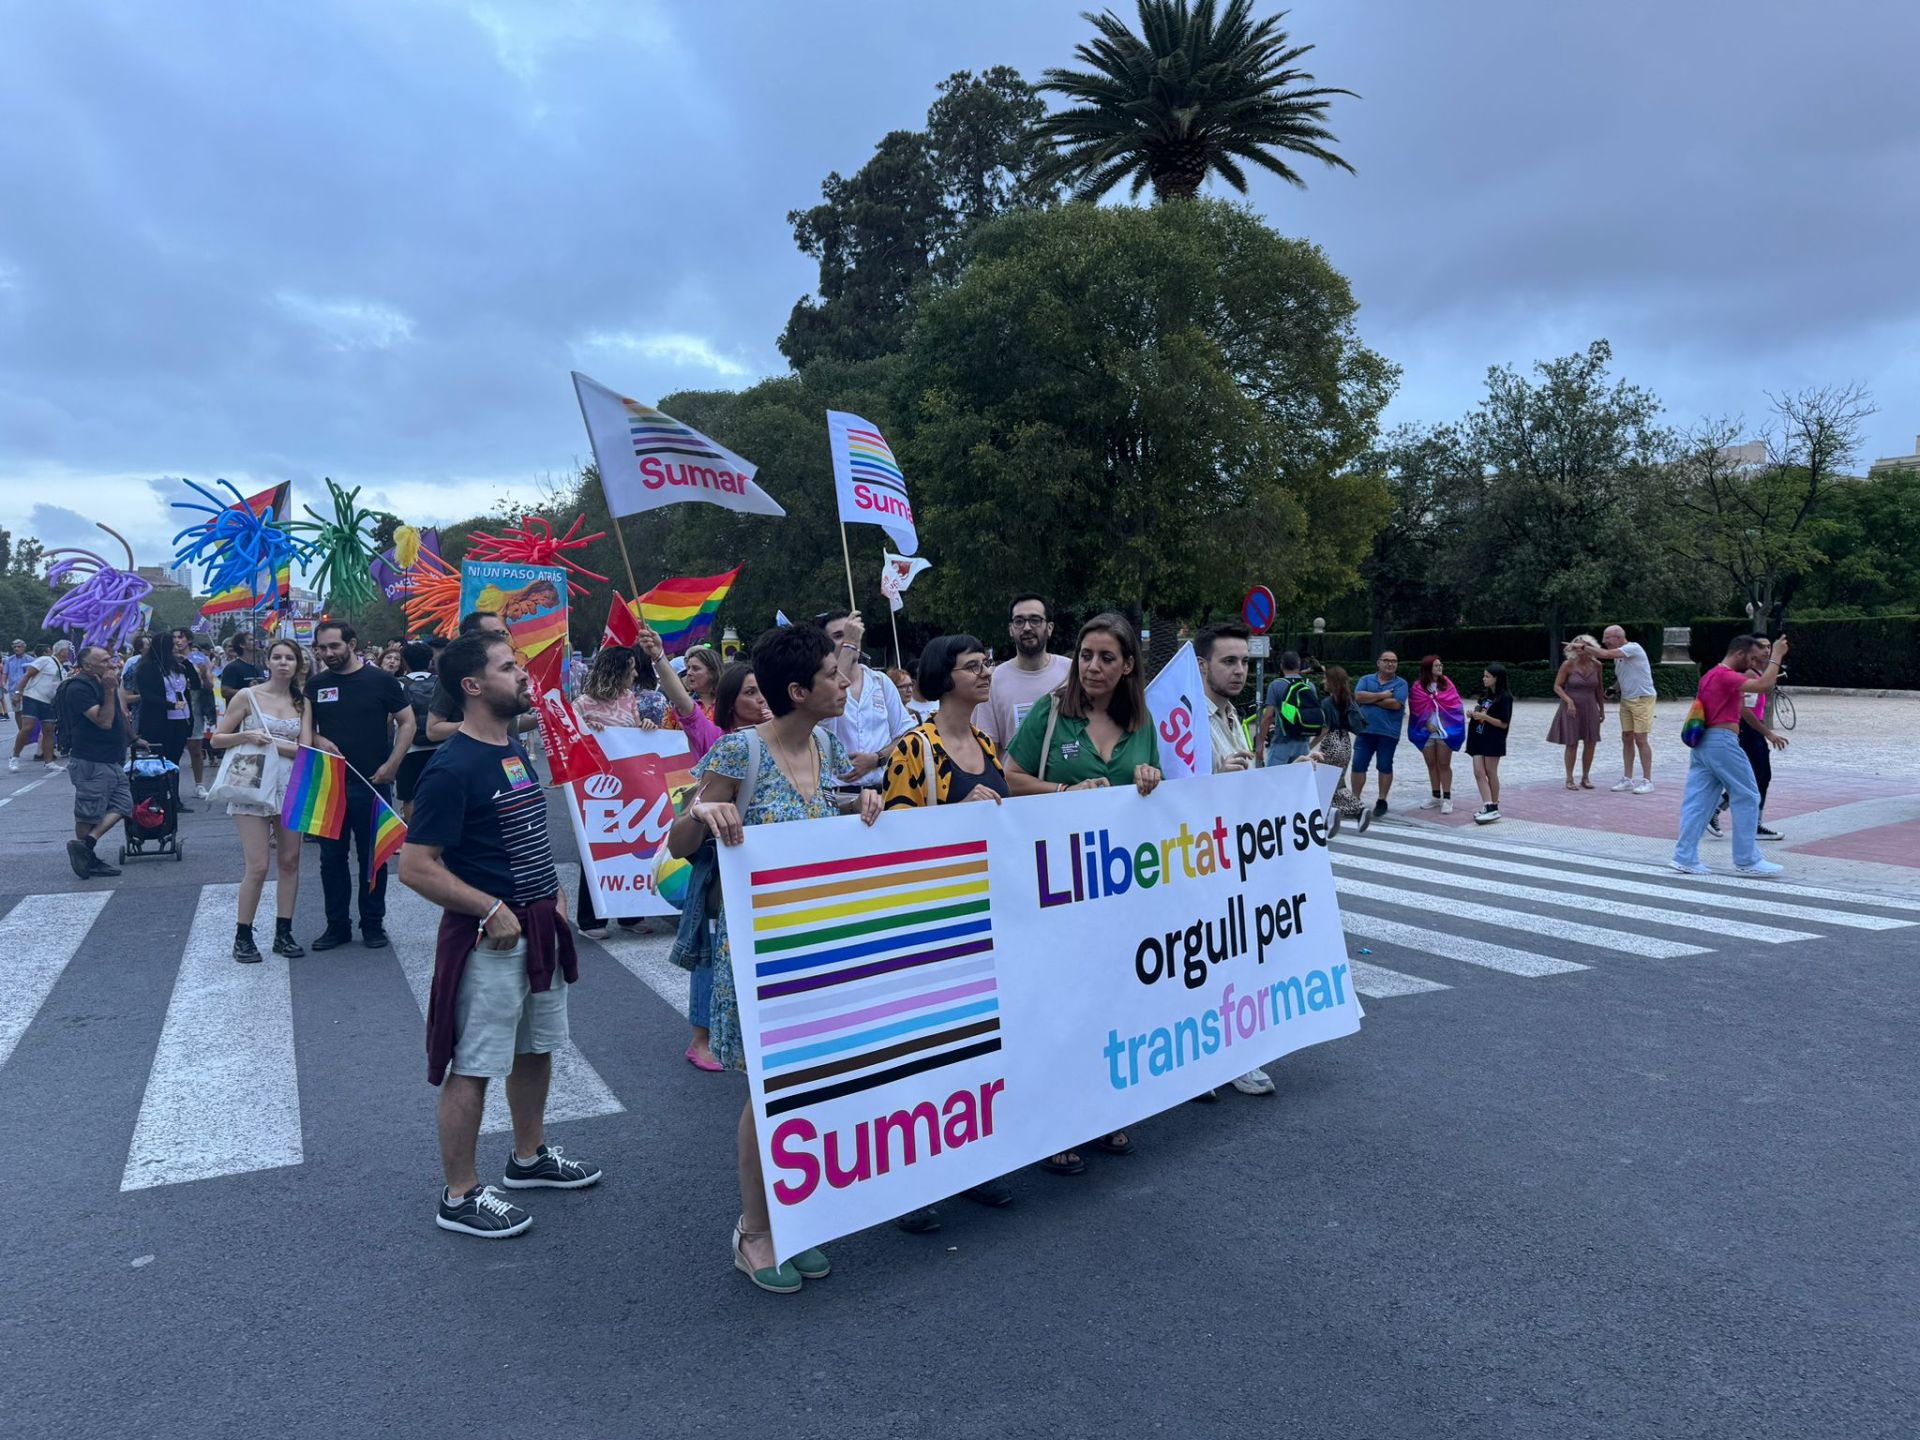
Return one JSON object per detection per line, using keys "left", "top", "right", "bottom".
{"left": 1034, "top": 0, "right": 1356, "bottom": 203}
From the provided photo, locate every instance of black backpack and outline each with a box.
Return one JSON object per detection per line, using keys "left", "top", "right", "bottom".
{"left": 404, "top": 672, "right": 439, "bottom": 745}
{"left": 52, "top": 674, "right": 94, "bottom": 757}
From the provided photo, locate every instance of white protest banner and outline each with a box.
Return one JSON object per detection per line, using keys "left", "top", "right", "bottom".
{"left": 1146, "top": 641, "right": 1213, "bottom": 780}
{"left": 880, "top": 552, "right": 932, "bottom": 613}
{"left": 573, "top": 371, "right": 786, "bottom": 519}
{"left": 718, "top": 763, "right": 1359, "bottom": 1262}
{"left": 826, "top": 409, "right": 918, "bottom": 555}
{"left": 561, "top": 725, "right": 694, "bottom": 918}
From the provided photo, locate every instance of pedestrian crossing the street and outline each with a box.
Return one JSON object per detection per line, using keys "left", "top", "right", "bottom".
{"left": 0, "top": 834, "right": 1911, "bottom": 1193}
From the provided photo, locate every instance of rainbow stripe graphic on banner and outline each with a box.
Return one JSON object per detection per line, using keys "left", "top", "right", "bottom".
{"left": 841, "top": 424, "right": 908, "bottom": 504}
{"left": 280, "top": 745, "right": 347, "bottom": 839}
{"left": 637, "top": 566, "right": 740, "bottom": 653}
{"left": 621, "top": 397, "right": 727, "bottom": 464}
{"left": 747, "top": 840, "right": 999, "bottom": 1119}
{"left": 368, "top": 796, "right": 406, "bottom": 890}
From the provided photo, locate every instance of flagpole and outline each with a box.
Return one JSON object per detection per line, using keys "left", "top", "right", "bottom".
{"left": 888, "top": 605, "right": 902, "bottom": 671}
{"left": 608, "top": 515, "right": 642, "bottom": 603}
{"left": 573, "top": 373, "right": 643, "bottom": 601}
{"left": 838, "top": 522, "right": 858, "bottom": 615}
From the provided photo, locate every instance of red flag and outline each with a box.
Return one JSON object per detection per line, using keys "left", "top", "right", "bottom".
{"left": 535, "top": 689, "right": 613, "bottom": 786}
{"left": 602, "top": 592, "right": 641, "bottom": 651}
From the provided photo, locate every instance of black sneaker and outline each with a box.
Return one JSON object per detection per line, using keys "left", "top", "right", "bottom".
{"left": 501, "top": 1143, "right": 602, "bottom": 1190}
{"left": 310, "top": 928, "right": 353, "bottom": 951}
{"left": 963, "top": 1178, "right": 1013, "bottom": 1207}
{"left": 1756, "top": 824, "right": 1784, "bottom": 842}
{"left": 893, "top": 1206, "right": 941, "bottom": 1234}
{"left": 233, "top": 932, "right": 263, "bottom": 964}
{"left": 1705, "top": 815, "right": 1724, "bottom": 840}
{"left": 66, "top": 839, "right": 94, "bottom": 879}
{"left": 87, "top": 858, "right": 122, "bottom": 877}
{"left": 436, "top": 1184, "right": 532, "bottom": 1238}
{"left": 1372, "top": 798, "right": 1388, "bottom": 817}
{"left": 272, "top": 932, "right": 305, "bottom": 958}
{"left": 361, "top": 928, "right": 390, "bottom": 949}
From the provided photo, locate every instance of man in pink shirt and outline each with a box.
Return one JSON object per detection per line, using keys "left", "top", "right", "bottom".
{"left": 1672, "top": 634, "right": 1789, "bottom": 876}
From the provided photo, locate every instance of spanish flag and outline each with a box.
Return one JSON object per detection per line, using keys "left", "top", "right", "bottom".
{"left": 637, "top": 566, "right": 740, "bottom": 653}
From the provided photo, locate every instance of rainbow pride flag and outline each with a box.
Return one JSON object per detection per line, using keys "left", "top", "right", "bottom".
{"left": 201, "top": 561, "right": 291, "bottom": 617}
{"left": 637, "top": 566, "right": 740, "bottom": 653}
{"left": 281, "top": 745, "right": 347, "bottom": 839}
{"left": 368, "top": 794, "right": 406, "bottom": 890}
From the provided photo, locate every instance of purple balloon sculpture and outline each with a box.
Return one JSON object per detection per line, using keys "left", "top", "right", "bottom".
{"left": 42, "top": 525, "right": 153, "bottom": 651}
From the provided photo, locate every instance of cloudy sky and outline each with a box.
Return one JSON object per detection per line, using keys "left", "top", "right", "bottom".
{"left": 2, "top": 0, "right": 1916, "bottom": 581}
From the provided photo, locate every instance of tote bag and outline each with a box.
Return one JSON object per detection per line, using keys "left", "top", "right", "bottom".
{"left": 208, "top": 696, "right": 287, "bottom": 805}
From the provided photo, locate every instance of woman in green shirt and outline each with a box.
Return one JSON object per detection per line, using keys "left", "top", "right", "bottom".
{"left": 1004, "top": 612, "right": 1163, "bottom": 1172}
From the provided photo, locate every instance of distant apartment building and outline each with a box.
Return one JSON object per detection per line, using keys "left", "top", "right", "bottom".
{"left": 1868, "top": 436, "right": 1920, "bottom": 477}
{"left": 1718, "top": 440, "right": 1769, "bottom": 467}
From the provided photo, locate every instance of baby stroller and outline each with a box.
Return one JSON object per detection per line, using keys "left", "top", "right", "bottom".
{"left": 121, "top": 756, "right": 185, "bottom": 863}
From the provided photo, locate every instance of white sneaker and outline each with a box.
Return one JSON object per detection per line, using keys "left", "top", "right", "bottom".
{"left": 1231, "top": 1067, "right": 1275, "bottom": 1096}
{"left": 1419, "top": 796, "right": 1441, "bottom": 810}
{"left": 1610, "top": 777, "right": 1636, "bottom": 792}
{"left": 6, "top": 757, "right": 16, "bottom": 772}
{"left": 1631, "top": 780, "right": 1655, "bottom": 795}
{"left": 195, "top": 784, "right": 210, "bottom": 800}
{"left": 1440, "top": 797, "right": 1453, "bottom": 814}
{"left": 1671, "top": 859, "right": 1712, "bottom": 875}
{"left": 1736, "top": 859, "right": 1784, "bottom": 877}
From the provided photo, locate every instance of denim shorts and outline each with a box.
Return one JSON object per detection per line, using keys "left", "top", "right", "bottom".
{"left": 450, "top": 938, "right": 571, "bottom": 1079}
{"left": 1350, "top": 732, "right": 1398, "bottom": 774}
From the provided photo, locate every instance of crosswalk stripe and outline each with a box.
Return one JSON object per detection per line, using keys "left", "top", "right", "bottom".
{"left": 1335, "top": 857, "right": 1819, "bottom": 944}
{"left": 593, "top": 930, "right": 691, "bottom": 1019}
{"left": 1333, "top": 877, "right": 1709, "bottom": 958}
{"left": 1343, "top": 911, "right": 1588, "bottom": 978}
{"left": 1338, "top": 834, "right": 1913, "bottom": 932}
{"left": 1346, "top": 959, "right": 1449, "bottom": 998}
{"left": 1361, "top": 824, "right": 1920, "bottom": 914}
{"left": 384, "top": 884, "right": 624, "bottom": 1135}
{"left": 0, "top": 891, "right": 112, "bottom": 1073}
{"left": 122, "top": 884, "right": 302, "bottom": 1191}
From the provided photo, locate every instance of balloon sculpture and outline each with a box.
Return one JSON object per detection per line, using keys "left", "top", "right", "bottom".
{"left": 171, "top": 478, "right": 309, "bottom": 603}
{"left": 288, "top": 478, "right": 384, "bottom": 613}
{"left": 464, "top": 515, "right": 610, "bottom": 596}
{"left": 42, "top": 524, "right": 153, "bottom": 651}
{"left": 400, "top": 547, "right": 463, "bottom": 639}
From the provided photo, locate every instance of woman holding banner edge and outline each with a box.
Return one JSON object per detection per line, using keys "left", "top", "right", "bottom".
{"left": 667, "top": 624, "right": 883, "bottom": 1295}
{"left": 1003, "top": 612, "right": 1163, "bottom": 1174}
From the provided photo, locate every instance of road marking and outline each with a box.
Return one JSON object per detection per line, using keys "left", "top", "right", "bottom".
{"left": 0, "top": 771, "right": 61, "bottom": 809}
{"left": 1343, "top": 911, "right": 1588, "bottom": 978}
{"left": 1345, "top": 959, "right": 1450, "bottom": 999}
{"left": 1362, "top": 825, "right": 1920, "bottom": 914}
{"left": 593, "top": 930, "right": 691, "bottom": 1019}
{"left": 1333, "top": 877, "right": 1709, "bottom": 959}
{"left": 1338, "top": 834, "right": 1913, "bottom": 931}
{"left": 1335, "top": 857, "right": 1819, "bottom": 944}
{"left": 122, "top": 884, "right": 303, "bottom": 1191}
{"left": 384, "top": 884, "right": 624, "bottom": 1135}
{"left": 0, "top": 891, "right": 112, "bottom": 1072}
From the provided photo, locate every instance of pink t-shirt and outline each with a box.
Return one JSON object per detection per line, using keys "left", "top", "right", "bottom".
{"left": 1697, "top": 664, "right": 1748, "bottom": 728}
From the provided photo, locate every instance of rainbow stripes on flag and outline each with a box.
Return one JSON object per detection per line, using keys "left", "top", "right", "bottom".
{"left": 200, "top": 482, "right": 293, "bottom": 617}
{"left": 368, "top": 795, "right": 406, "bottom": 890}
{"left": 281, "top": 745, "right": 346, "bottom": 839}
{"left": 841, "top": 423, "right": 909, "bottom": 507}
{"left": 622, "top": 398, "right": 727, "bottom": 464}
{"left": 746, "top": 840, "right": 998, "bottom": 1119}
{"left": 637, "top": 566, "right": 740, "bottom": 653}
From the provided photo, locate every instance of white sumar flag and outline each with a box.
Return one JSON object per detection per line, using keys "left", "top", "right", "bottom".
{"left": 1144, "top": 642, "right": 1214, "bottom": 780}
{"left": 572, "top": 372, "right": 785, "bottom": 519}
{"left": 826, "top": 409, "right": 917, "bottom": 555}
{"left": 879, "top": 552, "right": 932, "bottom": 612}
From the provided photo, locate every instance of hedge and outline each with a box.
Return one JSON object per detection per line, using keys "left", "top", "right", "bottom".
{"left": 1303, "top": 622, "right": 1666, "bottom": 667}
{"left": 1688, "top": 614, "right": 1920, "bottom": 690}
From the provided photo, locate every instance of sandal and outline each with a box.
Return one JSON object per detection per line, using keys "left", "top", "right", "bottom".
{"left": 1564, "top": 779, "right": 1577, "bottom": 791}
{"left": 1579, "top": 778, "right": 1595, "bottom": 790}
{"left": 1092, "top": 1132, "right": 1132, "bottom": 1156}
{"left": 1040, "top": 1152, "right": 1086, "bottom": 1176}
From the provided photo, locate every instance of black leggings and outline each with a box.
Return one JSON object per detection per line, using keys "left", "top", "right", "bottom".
{"left": 1718, "top": 729, "right": 1772, "bottom": 816}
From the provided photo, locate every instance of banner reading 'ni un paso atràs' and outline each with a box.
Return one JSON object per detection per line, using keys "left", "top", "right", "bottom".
{"left": 717, "top": 763, "right": 1361, "bottom": 1263}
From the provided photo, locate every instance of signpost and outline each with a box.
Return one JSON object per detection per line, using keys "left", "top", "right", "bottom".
{"left": 1243, "top": 585, "right": 1276, "bottom": 734}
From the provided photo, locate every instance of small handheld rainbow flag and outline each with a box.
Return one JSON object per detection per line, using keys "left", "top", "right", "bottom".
{"left": 637, "top": 566, "right": 740, "bottom": 654}
{"left": 368, "top": 794, "right": 407, "bottom": 890}
{"left": 281, "top": 745, "right": 347, "bottom": 839}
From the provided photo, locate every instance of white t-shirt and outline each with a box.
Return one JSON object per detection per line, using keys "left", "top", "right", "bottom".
{"left": 973, "top": 653, "right": 1073, "bottom": 752}
{"left": 22, "top": 656, "right": 62, "bottom": 703}
{"left": 1613, "top": 641, "right": 1655, "bottom": 700}
{"left": 826, "top": 665, "right": 913, "bottom": 785}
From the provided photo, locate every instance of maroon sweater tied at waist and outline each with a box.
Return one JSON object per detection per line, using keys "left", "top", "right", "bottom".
{"left": 426, "top": 895, "right": 578, "bottom": 1086}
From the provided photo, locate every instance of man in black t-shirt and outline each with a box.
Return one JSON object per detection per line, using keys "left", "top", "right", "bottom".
{"left": 310, "top": 620, "right": 414, "bottom": 950}
{"left": 59, "top": 645, "right": 135, "bottom": 880}
{"left": 400, "top": 631, "right": 597, "bottom": 1239}
{"left": 219, "top": 633, "right": 265, "bottom": 701}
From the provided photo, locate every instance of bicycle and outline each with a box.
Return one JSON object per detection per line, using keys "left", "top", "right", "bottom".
{"left": 1771, "top": 684, "right": 1796, "bottom": 731}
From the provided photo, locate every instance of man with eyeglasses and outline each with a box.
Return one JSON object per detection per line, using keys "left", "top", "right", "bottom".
{"left": 974, "top": 593, "right": 1072, "bottom": 752}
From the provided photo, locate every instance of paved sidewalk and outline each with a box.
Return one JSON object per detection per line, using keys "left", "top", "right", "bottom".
{"left": 1379, "top": 695, "right": 1920, "bottom": 902}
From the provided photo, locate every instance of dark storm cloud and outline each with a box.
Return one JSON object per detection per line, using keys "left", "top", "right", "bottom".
{"left": 2, "top": 0, "right": 1915, "bottom": 576}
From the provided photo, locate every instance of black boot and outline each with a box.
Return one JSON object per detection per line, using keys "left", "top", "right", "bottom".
{"left": 272, "top": 918, "right": 304, "bottom": 958}
{"left": 233, "top": 924, "right": 262, "bottom": 964}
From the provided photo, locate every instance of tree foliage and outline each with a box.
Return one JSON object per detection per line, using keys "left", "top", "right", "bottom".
{"left": 1034, "top": 0, "right": 1354, "bottom": 202}
{"left": 1795, "top": 465, "right": 1920, "bottom": 615}
{"left": 897, "top": 198, "right": 1394, "bottom": 636}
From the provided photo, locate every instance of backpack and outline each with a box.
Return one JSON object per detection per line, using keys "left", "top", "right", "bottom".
{"left": 1275, "top": 677, "right": 1324, "bottom": 738}
{"left": 404, "top": 672, "right": 439, "bottom": 745}
{"left": 52, "top": 673, "right": 95, "bottom": 758}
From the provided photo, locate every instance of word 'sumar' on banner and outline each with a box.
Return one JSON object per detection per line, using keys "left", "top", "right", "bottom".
{"left": 717, "top": 764, "right": 1361, "bottom": 1263}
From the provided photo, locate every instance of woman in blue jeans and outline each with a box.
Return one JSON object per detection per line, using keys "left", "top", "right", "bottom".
{"left": 1672, "top": 634, "right": 1788, "bottom": 876}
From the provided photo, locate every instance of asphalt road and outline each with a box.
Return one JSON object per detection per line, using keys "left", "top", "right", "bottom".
{"left": 1, "top": 758, "right": 1915, "bottom": 1439}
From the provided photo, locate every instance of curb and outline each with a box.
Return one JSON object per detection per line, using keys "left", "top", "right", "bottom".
{"left": 1780, "top": 687, "right": 1920, "bottom": 700}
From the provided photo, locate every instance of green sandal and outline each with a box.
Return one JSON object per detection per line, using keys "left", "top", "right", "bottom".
{"left": 732, "top": 1223, "right": 801, "bottom": 1294}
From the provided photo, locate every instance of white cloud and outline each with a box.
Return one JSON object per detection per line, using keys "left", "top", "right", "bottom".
{"left": 273, "top": 291, "right": 416, "bottom": 351}
{"left": 575, "top": 329, "right": 758, "bottom": 380}
{"left": 461, "top": 0, "right": 674, "bottom": 81}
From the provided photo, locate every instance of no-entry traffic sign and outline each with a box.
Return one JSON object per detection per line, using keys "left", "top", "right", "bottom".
{"left": 1242, "top": 585, "right": 1275, "bottom": 634}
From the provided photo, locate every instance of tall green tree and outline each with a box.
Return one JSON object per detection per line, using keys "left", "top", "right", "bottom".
{"left": 1359, "top": 423, "right": 1470, "bottom": 654}
{"left": 1449, "top": 340, "right": 1672, "bottom": 654}
{"left": 1034, "top": 0, "right": 1354, "bottom": 202}
{"left": 898, "top": 199, "right": 1394, "bottom": 637}
{"left": 1795, "top": 465, "right": 1920, "bottom": 615}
